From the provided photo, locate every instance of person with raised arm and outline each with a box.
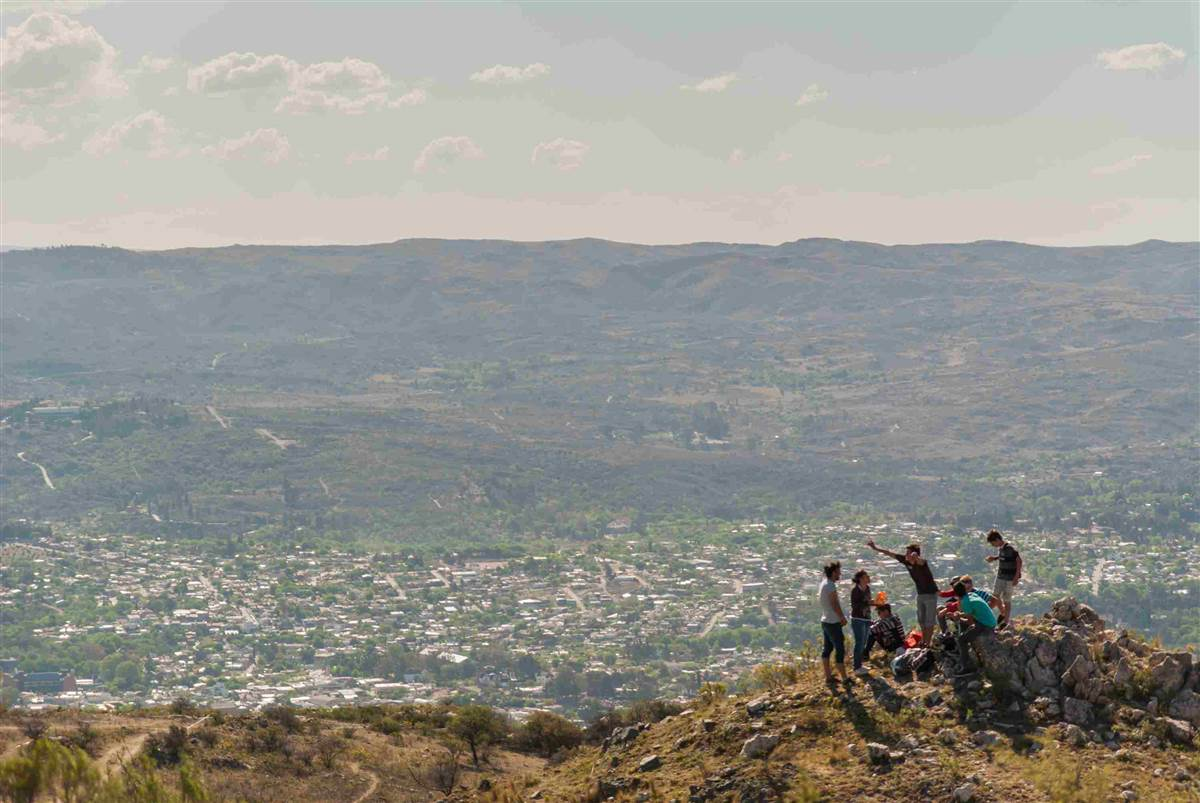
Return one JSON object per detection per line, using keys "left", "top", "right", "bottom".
{"left": 865, "top": 539, "right": 939, "bottom": 647}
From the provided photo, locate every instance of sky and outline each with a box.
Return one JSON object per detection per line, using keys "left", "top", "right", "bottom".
{"left": 1, "top": 1, "right": 1197, "bottom": 248}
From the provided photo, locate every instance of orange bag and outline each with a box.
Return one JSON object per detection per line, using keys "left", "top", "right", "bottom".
{"left": 903, "top": 627, "right": 923, "bottom": 649}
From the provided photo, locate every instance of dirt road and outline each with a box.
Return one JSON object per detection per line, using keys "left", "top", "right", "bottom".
{"left": 16, "top": 451, "right": 55, "bottom": 489}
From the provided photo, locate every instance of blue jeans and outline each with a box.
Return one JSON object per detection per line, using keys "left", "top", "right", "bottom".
{"left": 821, "top": 622, "right": 845, "bottom": 664}
{"left": 851, "top": 618, "right": 872, "bottom": 669}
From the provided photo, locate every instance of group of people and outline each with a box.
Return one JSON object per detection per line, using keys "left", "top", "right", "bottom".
{"left": 818, "top": 529, "right": 1022, "bottom": 687}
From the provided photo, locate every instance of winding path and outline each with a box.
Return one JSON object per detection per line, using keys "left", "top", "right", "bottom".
{"left": 349, "top": 763, "right": 380, "bottom": 803}
{"left": 205, "top": 405, "right": 230, "bottom": 429}
{"left": 16, "top": 451, "right": 55, "bottom": 489}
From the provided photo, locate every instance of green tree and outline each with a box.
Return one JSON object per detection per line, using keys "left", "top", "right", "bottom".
{"left": 449, "top": 705, "right": 509, "bottom": 766}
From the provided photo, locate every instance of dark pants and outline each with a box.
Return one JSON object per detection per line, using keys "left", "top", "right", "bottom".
{"left": 955, "top": 622, "right": 994, "bottom": 672}
{"left": 821, "top": 622, "right": 846, "bottom": 665}
{"left": 851, "top": 619, "right": 872, "bottom": 669}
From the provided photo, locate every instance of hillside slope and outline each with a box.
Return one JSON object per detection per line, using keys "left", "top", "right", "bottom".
{"left": 500, "top": 597, "right": 1199, "bottom": 803}
{"left": 1, "top": 598, "right": 1196, "bottom": 802}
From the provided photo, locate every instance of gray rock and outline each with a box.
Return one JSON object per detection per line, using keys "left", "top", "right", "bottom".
{"left": 1167, "top": 689, "right": 1200, "bottom": 727}
{"left": 613, "top": 725, "right": 640, "bottom": 744}
{"left": 1149, "top": 652, "right": 1193, "bottom": 699}
{"left": 638, "top": 754, "right": 662, "bottom": 772}
{"left": 746, "top": 697, "right": 770, "bottom": 717}
{"left": 701, "top": 719, "right": 717, "bottom": 732}
{"left": 1025, "top": 655, "right": 1058, "bottom": 692}
{"left": 897, "top": 734, "right": 920, "bottom": 751}
{"left": 937, "top": 728, "right": 957, "bottom": 745}
{"left": 971, "top": 730, "right": 1002, "bottom": 747}
{"left": 1174, "top": 768, "right": 1191, "bottom": 782}
{"left": 1113, "top": 656, "right": 1134, "bottom": 688}
{"left": 953, "top": 783, "right": 977, "bottom": 803}
{"left": 1063, "top": 697, "right": 1094, "bottom": 726}
{"left": 1163, "top": 717, "right": 1195, "bottom": 745}
{"left": 1036, "top": 640, "right": 1058, "bottom": 668}
{"left": 865, "top": 742, "right": 891, "bottom": 764}
{"left": 1061, "top": 723, "right": 1088, "bottom": 747}
{"left": 739, "top": 733, "right": 779, "bottom": 760}
{"left": 1121, "top": 790, "right": 1137, "bottom": 801}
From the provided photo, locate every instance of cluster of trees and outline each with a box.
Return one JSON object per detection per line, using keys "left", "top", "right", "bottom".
{"left": 0, "top": 738, "right": 206, "bottom": 803}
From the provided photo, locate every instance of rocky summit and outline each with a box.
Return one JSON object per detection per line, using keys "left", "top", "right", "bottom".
{"left": 511, "top": 597, "right": 1198, "bottom": 803}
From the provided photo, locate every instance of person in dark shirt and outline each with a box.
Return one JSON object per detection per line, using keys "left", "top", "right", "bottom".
{"left": 866, "top": 539, "right": 938, "bottom": 646}
{"left": 985, "top": 529, "right": 1021, "bottom": 629}
{"left": 867, "top": 603, "right": 905, "bottom": 658}
{"left": 849, "top": 569, "right": 873, "bottom": 675}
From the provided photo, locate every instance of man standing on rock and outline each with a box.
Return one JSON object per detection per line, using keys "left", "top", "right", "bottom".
{"left": 985, "top": 529, "right": 1021, "bottom": 629}
{"left": 818, "top": 561, "right": 851, "bottom": 688}
{"left": 866, "top": 539, "right": 938, "bottom": 646}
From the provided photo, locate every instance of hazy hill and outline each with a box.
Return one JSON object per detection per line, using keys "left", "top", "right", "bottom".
{"left": 1, "top": 237, "right": 1196, "bottom": 543}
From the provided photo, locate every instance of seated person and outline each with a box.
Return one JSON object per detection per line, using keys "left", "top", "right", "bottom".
{"left": 865, "top": 603, "right": 905, "bottom": 660}
{"left": 949, "top": 580, "right": 998, "bottom": 676}
{"left": 937, "top": 575, "right": 995, "bottom": 634}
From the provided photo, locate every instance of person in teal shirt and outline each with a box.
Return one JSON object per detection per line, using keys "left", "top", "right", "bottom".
{"left": 950, "top": 581, "right": 996, "bottom": 675}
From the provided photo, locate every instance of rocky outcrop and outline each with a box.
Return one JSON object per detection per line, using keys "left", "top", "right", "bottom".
{"left": 963, "top": 596, "right": 1196, "bottom": 745}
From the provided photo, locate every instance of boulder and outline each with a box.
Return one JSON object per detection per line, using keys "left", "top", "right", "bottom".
{"left": 1061, "top": 723, "right": 1089, "bottom": 747}
{"left": 1162, "top": 718, "right": 1195, "bottom": 746}
{"left": 1062, "top": 654, "right": 1095, "bottom": 688}
{"left": 1148, "top": 652, "right": 1192, "bottom": 699}
{"left": 937, "top": 728, "right": 957, "bottom": 745}
{"left": 1058, "top": 630, "right": 1090, "bottom": 673}
{"left": 1063, "top": 697, "right": 1094, "bottom": 726}
{"left": 1035, "top": 640, "right": 1058, "bottom": 668}
{"left": 746, "top": 697, "right": 770, "bottom": 717}
{"left": 953, "top": 783, "right": 977, "bottom": 803}
{"left": 1113, "top": 657, "right": 1134, "bottom": 688}
{"left": 1025, "top": 655, "right": 1059, "bottom": 692}
{"left": 971, "top": 730, "right": 1001, "bottom": 747}
{"left": 740, "top": 733, "right": 779, "bottom": 760}
{"left": 1167, "top": 689, "right": 1200, "bottom": 727}
{"left": 638, "top": 754, "right": 661, "bottom": 772}
{"left": 612, "top": 726, "right": 640, "bottom": 745}
{"left": 866, "top": 742, "right": 891, "bottom": 765}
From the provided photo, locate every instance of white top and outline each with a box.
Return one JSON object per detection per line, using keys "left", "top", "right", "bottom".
{"left": 819, "top": 577, "right": 841, "bottom": 624}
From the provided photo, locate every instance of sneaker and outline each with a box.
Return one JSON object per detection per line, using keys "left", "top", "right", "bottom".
{"left": 854, "top": 667, "right": 870, "bottom": 677}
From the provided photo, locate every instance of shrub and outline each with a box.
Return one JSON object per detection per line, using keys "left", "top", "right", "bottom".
{"left": 511, "top": 712, "right": 583, "bottom": 757}
{"left": 585, "top": 699, "right": 683, "bottom": 743}
{"left": 697, "top": 682, "right": 727, "bottom": 706}
{"left": 263, "top": 705, "right": 302, "bottom": 733}
{"left": 145, "top": 725, "right": 189, "bottom": 767}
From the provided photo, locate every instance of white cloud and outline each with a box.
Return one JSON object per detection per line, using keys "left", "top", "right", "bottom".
{"left": 84, "top": 110, "right": 172, "bottom": 158}
{"left": 201, "top": 128, "right": 291, "bottom": 165}
{"left": 345, "top": 145, "right": 390, "bottom": 165}
{"left": 531, "top": 138, "right": 589, "bottom": 171}
{"left": 0, "top": 1, "right": 109, "bottom": 14}
{"left": 275, "top": 86, "right": 427, "bottom": 115}
{"left": 1091, "top": 153, "right": 1152, "bottom": 176}
{"left": 0, "top": 11, "right": 126, "bottom": 105}
{"left": 189, "top": 52, "right": 423, "bottom": 115}
{"left": 469, "top": 62, "right": 550, "bottom": 84}
{"left": 1097, "top": 42, "right": 1185, "bottom": 72}
{"left": 680, "top": 72, "right": 737, "bottom": 93}
{"left": 0, "top": 111, "right": 63, "bottom": 149}
{"left": 135, "top": 54, "right": 176, "bottom": 74}
{"left": 857, "top": 154, "right": 892, "bottom": 169}
{"left": 795, "top": 83, "right": 829, "bottom": 106}
{"left": 728, "top": 147, "right": 746, "bottom": 165}
{"left": 294, "top": 57, "right": 389, "bottom": 95}
{"left": 186, "top": 51, "right": 297, "bottom": 94}
{"left": 413, "top": 135, "right": 484, "bottom": 173}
